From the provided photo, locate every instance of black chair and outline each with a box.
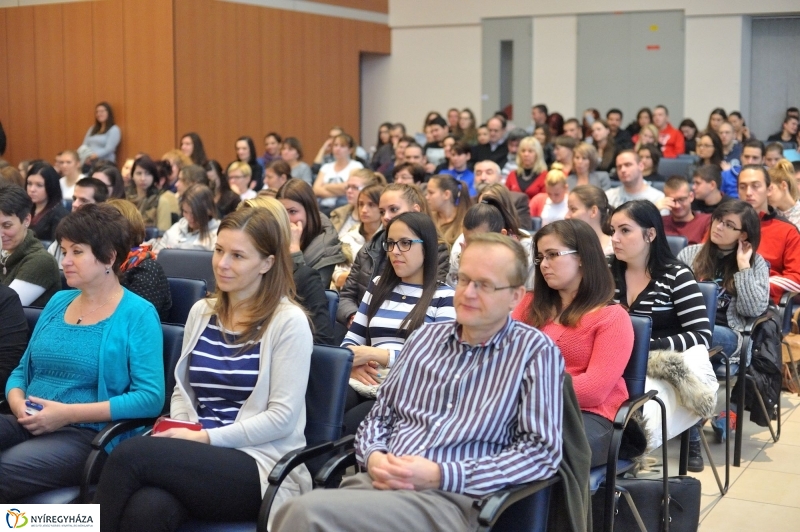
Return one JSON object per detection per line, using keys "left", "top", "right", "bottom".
{"left": 530, "top": 216, "right": 542, "bottom": 232}
{"left": 157, "top": 249, "right": 216, "bottom": 292}
{"left": 164, "top": 277, "right": 207, "bottom": 325}
{"left": 324, "top": 290, "right": 339, "bottom": 331}
{"left": 177, "top": 344, "right": 354, "bottom": 532}
{"left": 666, "top": 234, "right": 688, "bottom": 257}
{"left": 145, "top": 226, "right": 161, "bottom": 241}
{"left": 658, "top": 156, "right": 698, "bottom": 179}
{"left": 22, "top": 306, "right": 42, "bottom": 341}
{"left": 19, "top": 323, "right": 186, "bottom": 504}
{"left": 589, "top": 314, "right": 671, "bottom": 532}
{"left": 59, "top": 271, "right": 72, "bottom": 290}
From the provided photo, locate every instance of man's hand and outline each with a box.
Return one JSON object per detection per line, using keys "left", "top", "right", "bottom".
{"left": 655, "top": 196, "right": 675, "bottom": 211}
{"left": 368, "top": 452, "right": 441, "bottom": 491}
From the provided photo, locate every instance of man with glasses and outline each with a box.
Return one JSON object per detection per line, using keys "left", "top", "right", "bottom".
{"left": 274, "top": 233, "right": 563, "bottom": 532}
{"left": 738, "top": 165, "right": 800, "bottom": 303}
{"left": 661, "top": 175, "right": 711, "bottom": 245}
{"left": 471, "top": 116, "right": 508, "bottom": 167}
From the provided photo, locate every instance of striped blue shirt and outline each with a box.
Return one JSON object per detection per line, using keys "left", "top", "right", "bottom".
{"left": 342, "top": 277, "right": 456, "bottom": 367}
{"left": 356, "top": 317, "right": 564, "bottom": 497}
{"left": 189, "top": 316, "right": 261, "bottom": 429}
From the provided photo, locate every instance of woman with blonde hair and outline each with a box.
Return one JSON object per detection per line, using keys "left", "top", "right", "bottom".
{"left": 569, "top": 143, "right": 612, "bottom": 190}
{"left": 634, "top": 124, "right": 661, "bottom": 153}
{"left": 505, "top": 136, "right": 548, "bottom": 199}
{"left": 424, "top": 174, "right": 473, "bottom": 246}
{"left": 162, "top": 149, "right": 192, "bottom": 193}
{"left": 95, "top": 207, "right": 314, "bottom": 530}
{"left": 529, "top": 164, "right": 569, "bottom": 225}
{"left": 768, "top": 159, "right": 800, "bottom": 229}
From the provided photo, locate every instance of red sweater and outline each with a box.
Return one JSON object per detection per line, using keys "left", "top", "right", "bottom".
{"left": 662, "top": 212, "right": 710, "bottom": 245}
{"left": 658, "top": 122, "right": 685, "bottom": 159}
{"left": 512, "top": 296, "right": 633, "bottom": 421}
{"left": 758, "top": 209, "right": 800, "bottom": 303}
{"left": 506, "top": 169, "right": 548, "bottom": 200}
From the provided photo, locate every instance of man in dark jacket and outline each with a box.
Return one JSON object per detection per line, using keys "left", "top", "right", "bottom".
{"left": 471, "top": 116, "right": 508, "bottom": 168}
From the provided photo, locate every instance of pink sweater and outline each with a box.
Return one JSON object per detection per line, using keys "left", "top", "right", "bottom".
{"left": 512, "top": 294, "right": 633, "bottom": 421}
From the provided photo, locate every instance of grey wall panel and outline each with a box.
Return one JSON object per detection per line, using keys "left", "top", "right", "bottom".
{"left": 749, "top": 17, "right": 800, "bottom": 140}
{"left": 481, "top": 17, "right": 532, "bottom": 123}
{"left": 577, "top": 11, "right": 684, "bottom": 125}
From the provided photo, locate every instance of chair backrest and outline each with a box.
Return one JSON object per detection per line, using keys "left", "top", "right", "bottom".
{"left": 625, "top": 314, "right": 653, "bottom": 398}
{"left": 530, "top": 217, "right": 542, "bottom": 232}
{"left": 304, "top": 345, "right": 354, "bottom": 474}
{"left": 165, "top": 277, "right": 207, "bottom": 325}
{"left": 161, "top": 323, "right": 185, "bottom": 414}
{"left": 697, "top": 281, "right": 718, "bottom": 327}
{"left": 145, "top": 227, "right": 161, "bottom": 241}
{"left": 658, "top": 156, "right": 697, "bottom": 179}
{"left": 156, "top": 249, "right": 216, "bottom": 292}
{"left": 59, "top": 271, "right": 72, "bottom": 291}
{"left": 324, "top": 290, "right": 339, "bottom": 330}
{"left": 23, "top": 307, "right": 42, "bottom": 341}
{"left": 666, "top": 234, "right": 688, "bottom": 257}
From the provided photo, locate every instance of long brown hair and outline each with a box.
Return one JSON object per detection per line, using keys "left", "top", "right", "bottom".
{"left": 690, "top": 200, "right": 760, "bottom": 297}
{"left": 212, "top": 208, "right": 297, "bottom": 347}
{"left": 527, "top": 219, "right": 614, "bottom": 327}
{"left": 428, "top": 174, "right": 472, "bottom": 246}
{"left": 275, "top": 179, "right": 322, "bottom": 251}
{"left": 180, "top": 184, "right": 216, "bottom": 242}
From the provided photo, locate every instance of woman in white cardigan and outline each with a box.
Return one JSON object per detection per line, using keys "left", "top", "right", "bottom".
{"left": 152, "top": 185, "right": 220, "bottom": 253}
{"left": 95, "top": 207, "right": 313, "bottom": 531}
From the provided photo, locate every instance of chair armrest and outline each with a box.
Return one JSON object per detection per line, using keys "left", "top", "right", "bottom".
{"left": 258, "top": 436, "right": 356, "bottom": 532}
{"left": 743, "top": 313, "right": 772, "bottom": 336}
{"left": 708, "top": 346, "right": 723, "bottom": 357}
{"left": 612, "top": 390, "right": 658, "bottom": 430}
{"left": 90, "top": 418, "right": 158, "bottom": 450}
{"left": 313, "top": 436, "right": 358, "bottom": 488}
{"left": 475, "top": 476, "right": 560, "bottom": 530}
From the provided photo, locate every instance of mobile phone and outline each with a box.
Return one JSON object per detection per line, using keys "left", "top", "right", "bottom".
{"left": 25, "top": 400, "right": 43, "bottom": 416}
{"left": 152, "top": 417, "right": 202, "bottom": 434}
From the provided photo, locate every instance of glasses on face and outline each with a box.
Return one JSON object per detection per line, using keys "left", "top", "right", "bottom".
{"left": 345, "top": 184, "right": 364, "bottom": 192}
{"left": 713, "top": 219, "right": 742, "bottom": 232}
{"left": 228, "top": 174, "right": 247, "bottom": 180}
{"left": 534, "top": 249, "right": 578, "bottom": 266}
{"left": 382, "top": 238, "right": 423, "bottom": 252}
{"left": 449, "top": 273, "right": 519, "bottom": 294}
{"left": 670, "top": 195, "right": 692, "bottom": 204}
{"left": 696, "top": 143, "right": 715, "bottom": 149}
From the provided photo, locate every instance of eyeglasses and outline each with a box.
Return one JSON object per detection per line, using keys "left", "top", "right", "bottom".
{"left": 713, "top": 219, "right": 742, "bottom": 232}
{"left": 345, "top": 184, "right": 364, "bottom": 192}
{"left": 534, "top": 249, "right": 578, "bottom": 266}
{"left": 670, "top": 196, "right": 692, "bottom": 204}
{"left": 382, "top": 238, "right": 423, "bottom": 252}
{"left": 449, "top": 273, "right": 519, "bottom": 294}
{"left": 696, "top": 143, "right": 715, "bottom": 149}
{"left": 228, "top": 174, "right": 247, "bottom": 180}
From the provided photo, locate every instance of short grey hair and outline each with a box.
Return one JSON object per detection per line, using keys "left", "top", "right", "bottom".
{"left": 462, "top": 232, "right": 527, "bottom": 287}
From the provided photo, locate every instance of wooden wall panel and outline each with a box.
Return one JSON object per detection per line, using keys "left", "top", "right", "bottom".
{"left": 5, "top": 7, "right": 38, "bottom": 165}
{"left": 0, "top": 10, "right": 11, "bottom": 162}
{"left": 122, "top": 0, "right": 175, "bottom": 159}
{"left": 62, "top": 1, "right": 95, "bottom": 149}
{"left": 91, "top": 0, "right": 125, "bottom": 161}
{"left": 33, "top": 4, "right": 67, "bottom": 163}
{"left": 0, "top": 0, "right": 390, "bottom": 166}
{"left": 313, "top": 0, "right": 388, "bottom": 13}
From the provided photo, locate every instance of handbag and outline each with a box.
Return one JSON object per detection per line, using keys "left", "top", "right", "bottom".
{"left": 592, "top": 476, "right": 701, "bottom": 532}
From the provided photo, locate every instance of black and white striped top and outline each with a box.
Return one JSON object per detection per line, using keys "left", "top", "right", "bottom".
{"left": 355, "top": 318, "right": 564, "bottom": 496}
{"left": 188, "top": 316, "right": 260, "bottom": 429}
{"left": 613, "top": 263, "right": 712, "bottom": 352}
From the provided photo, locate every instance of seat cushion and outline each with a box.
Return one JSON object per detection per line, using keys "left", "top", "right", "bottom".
{"left": 19, "top": 487, "right": 81, "bottom": 504}
{"left": 589, "top": 459, "right": 635, "bottom": 493}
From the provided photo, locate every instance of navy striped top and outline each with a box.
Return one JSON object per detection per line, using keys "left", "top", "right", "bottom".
{"left": 342, "top": 277, "right": 456, "bottom": 367}
{"left": 189, "top": 316, "right": 261, "bottom": 429}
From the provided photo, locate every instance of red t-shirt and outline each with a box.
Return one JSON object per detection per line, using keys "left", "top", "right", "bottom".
{"left": 661, "top": 212, "right": 711, "bottom": 245}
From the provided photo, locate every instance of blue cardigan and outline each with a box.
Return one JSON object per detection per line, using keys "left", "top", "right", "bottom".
{"left": 6, "top": 288, "right": 165, "bottom": 421}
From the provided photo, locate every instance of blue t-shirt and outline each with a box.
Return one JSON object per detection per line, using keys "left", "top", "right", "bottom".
{"left": 441, "top": 168, "right": 476, "bottom": 196}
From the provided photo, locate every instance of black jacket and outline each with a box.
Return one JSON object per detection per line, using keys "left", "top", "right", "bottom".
{"left": 337, "top": 229, "right": 450, "bottom": 324}
{"left": 31, "top": 203, "right": 69, "bottom": 242}
{"left": 294, "top": 263, "right": 334, "bottom": 345}
{"left": 471, "top": 141, "right": 508, "bottom": 168}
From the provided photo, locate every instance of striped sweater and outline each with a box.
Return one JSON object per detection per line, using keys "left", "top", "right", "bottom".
{"left": 613, "top": 263, "right": 712, "bottom": 352}
{"left": 342, "top": 277, "right": 456, "bottom": 367}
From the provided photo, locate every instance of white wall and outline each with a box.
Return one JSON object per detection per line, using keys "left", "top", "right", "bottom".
{"left": 360, "top": 1, "right": 800, "bottom": 134}
{"left": 684, "top": 16, "right": 748, "bottom": 126}
{"left": 532, "top": 16, "right": 577, "bottom": 119}
{"left": 363, "top": 25, "right": 482, "bottom": 138}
